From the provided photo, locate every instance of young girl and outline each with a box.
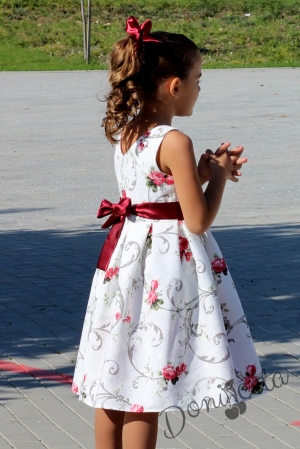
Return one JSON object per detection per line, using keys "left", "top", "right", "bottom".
{"left": 73, "top": 16, "right": 267, "bottom": 449}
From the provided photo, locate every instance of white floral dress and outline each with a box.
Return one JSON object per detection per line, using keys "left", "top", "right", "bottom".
{"left": 72, "top": 125, "right": 268, "bottom": 412}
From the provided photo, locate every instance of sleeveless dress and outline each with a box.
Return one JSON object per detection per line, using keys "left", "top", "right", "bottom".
{"left": 72, "top": 125, "right": 268, "bottom": 412}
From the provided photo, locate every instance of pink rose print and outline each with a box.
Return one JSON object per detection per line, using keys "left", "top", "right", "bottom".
{"left": 138, "top": 140, "right": 145, "bottom": 152}
{"left": 146, "top": 167, "right": 175, "bottom": 192}
{"left": 145, "top": 280, "right": 164, "bottom": 310}
{"left": 129, "top": 404, "right": 144, "bottom": 413}
{"left": 116, "top": 311, "right": 131, "bottom": 323}
{"left": 151, "top": 280, "right": 159, "bottom": 290}
{"left": 240, "top": 365, "right": 264, "bottom": 395}
{"left": 104, "top": 266, "right": 119, "bottom": 283}
{"left": 246, "top": 364, "right": 257, "bottom": 376}
{"left": 185, "top": 251, "right": 192, "bottom": 262}
{"left": 143, "top": 131, "right": 151, "bottom": 138}
{"left": 179, "top": 237, "right": 193, "bottom": 262}
{"left": 162, "top": 365, "right": 177, "bottom": 380}
{"left": 147, "top": 289, "right": 157, "bottom": 305}
{"left": 71, "top": 382, "right": 79, "bottom": 394}
{"left": 83, "top": 374, "right": 87, "bottom": 381}
{"left": 136, "top": 134, "right": 149, "bottom": 154}
{"left": 161, "top": 362, "right": 188, "bottom": 385}
{"left": 106, "top": 267, "right": 119, "bottom": 279}
{"left": 148, "top": 171, "right": 165, "bottom": 186}
{"left": 211, "top": 257, "right": 227, "bottom": 274}
{"left": 165, "top": 176, "right": 174, "bottom": 185}
{"left": 175, "top": 363, "right": 187, "bottom": 376}
{"left": 211, "top": 254, "right": 227, "bottom": 285}
{"left": 244, "top": 375, "right": 258, "bottom": 392}
{"left": 179, "top": 237, "right": 189, "bottom": 251}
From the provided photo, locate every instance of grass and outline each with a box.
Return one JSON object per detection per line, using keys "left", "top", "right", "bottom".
{"left": 0, "top": 0, "right": 300, "bottom": 70}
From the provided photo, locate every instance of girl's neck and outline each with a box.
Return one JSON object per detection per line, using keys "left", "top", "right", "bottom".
{"left": 121, "top": 107, "right": 173, "bottom": 154}
{"left": 135, "top": 103, "right": 174, "bottom": 128}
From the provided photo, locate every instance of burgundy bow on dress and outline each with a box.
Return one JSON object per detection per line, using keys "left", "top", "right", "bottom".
{"left": 125, "top": 16, "right": 160, "bottom": 50}
{"left": 97, "top": 197, "right": 132, "bottom": 229}
{"left": 96, "top": 195, "right": 183, "bottom": 271}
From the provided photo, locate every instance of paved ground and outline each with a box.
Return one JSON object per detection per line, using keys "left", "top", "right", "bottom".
{"left": 0, "top": 68, "right": 300, "bottom": 449}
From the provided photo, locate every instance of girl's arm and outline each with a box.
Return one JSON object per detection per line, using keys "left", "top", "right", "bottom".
{"left": 159, "top": 131, "right": 234, "bottom": 235}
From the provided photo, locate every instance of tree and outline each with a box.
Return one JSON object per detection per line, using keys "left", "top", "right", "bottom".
{"left": 81, "top": 0, "right": 92, "bottom": 63}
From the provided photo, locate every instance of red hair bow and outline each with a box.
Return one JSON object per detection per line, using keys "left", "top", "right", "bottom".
{"left": 125, "top": 16, "right": 159, "bottom": 50}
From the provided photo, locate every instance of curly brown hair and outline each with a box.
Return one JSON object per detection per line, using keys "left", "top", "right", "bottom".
{"left": 102, "top": 29, "right": 200, "bottom": 144}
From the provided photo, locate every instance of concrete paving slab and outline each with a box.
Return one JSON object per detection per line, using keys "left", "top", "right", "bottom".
{"left": 1, "top": 68, "right": 300, "bottom": 448}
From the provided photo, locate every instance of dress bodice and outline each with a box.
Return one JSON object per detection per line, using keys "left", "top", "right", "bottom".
{"left": 114, "top": 125, "right": 179, "bottom": 203}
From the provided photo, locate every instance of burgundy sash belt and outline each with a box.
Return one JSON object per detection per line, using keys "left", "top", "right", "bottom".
{"left": 96, "top": 196, "right": 183, "bottom": 271}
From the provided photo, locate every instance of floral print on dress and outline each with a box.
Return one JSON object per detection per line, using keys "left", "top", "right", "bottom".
{"left": 211, "top": 253, "right": 228, "bottom": 284}
{"left": 146, "top": 166, "right": 174, "bottom": 192}
{"left": 115, "top": 311, "right": 131, "bottom": 323}
{"left": 144, "top": 280, "right": 164, "bottom": 310}
{"left": 160, "top": 362, "right": 188, "bottom": 386}
{"left": 129, "top": 404, "right": 144, "bottom": 412}
{"left": 71, "top": 382, "right": 78, "bottom": 393}
{"left": 115, "top": 312, "right": 122, "bottom": 321}
{"left": 122, "top": 313, "right": 131, "bottom": 323}
{"left": 240, "top": 364, "right": 265, "bottom": 396}
{"left": 134, "top": 131, "right": 152, "bottom": 155}
{"left": 103, "top": 266, "right": 119, "bottom": 284}
{"left": 179, "top": 236, "right": 193, "bottom": 262}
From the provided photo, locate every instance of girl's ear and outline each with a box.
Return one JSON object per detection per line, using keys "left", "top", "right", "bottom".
{"left": 168, "top": 77, "right": 181, "bottom": 98}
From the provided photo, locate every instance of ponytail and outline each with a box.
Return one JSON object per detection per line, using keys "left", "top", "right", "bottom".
{"left": 102, "top": 17, "right": 200, "bottom": 144}
{"left": 102, "top": 35, "right": 143, "bottom": 144}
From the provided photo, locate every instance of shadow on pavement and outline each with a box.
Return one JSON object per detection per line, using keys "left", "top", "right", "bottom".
{"left": 0, "top": 222, "right": 300, "bottom": 390}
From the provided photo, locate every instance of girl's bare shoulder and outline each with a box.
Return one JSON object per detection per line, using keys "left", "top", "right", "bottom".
{"left": 160, "top": 129, "right": 195, "bottom": 167}
{"left": 163, "top": 129, "right": 192, "bottom": 147}
{"left": 157, "top": 129, "right": 196, "bottom": 177}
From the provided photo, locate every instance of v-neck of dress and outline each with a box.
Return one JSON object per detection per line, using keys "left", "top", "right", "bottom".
{"left": 119, "top": 125, "right": 162, "bottom": 156}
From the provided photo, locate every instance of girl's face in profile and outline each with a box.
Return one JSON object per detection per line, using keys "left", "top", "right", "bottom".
{"left": 176, "top": 53, "right": 202, "bottom": 117}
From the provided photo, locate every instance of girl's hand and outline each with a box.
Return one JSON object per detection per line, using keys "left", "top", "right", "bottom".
{"left": 209, "top": 149, "right": 237, "bottom": 182}
{"left": 197, "top": 142, "right": 247, "bottom": 184}
{"left": 215, "top": 142, "right": 247, "bottom": 181}
{"left": 197, "top": 152, "right": 211, "bottom": 185}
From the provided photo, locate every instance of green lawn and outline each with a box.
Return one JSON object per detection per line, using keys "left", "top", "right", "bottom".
{"left": 0, "top": 0, "right": 299, "bottom": 70}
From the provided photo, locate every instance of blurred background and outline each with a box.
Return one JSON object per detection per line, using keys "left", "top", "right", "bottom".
{"left": 0, "top": 0, "right": 299, "bottom": 71}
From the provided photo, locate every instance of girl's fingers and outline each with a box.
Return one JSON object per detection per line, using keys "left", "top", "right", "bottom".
{"left": 200, "top": 153, "right": 209, "bottom": 162}
{"left": 233, "top": 164, "right": 242, "bottom": 170}
{"left": 215, "top": 142, "right": 230, "bottom": 155}
{"left": 228, "top": 147, "right": 245, "bottom": 160}
{"left": 220, "top": 142, "right": 231, "bottom": 149}
{"left": 229, "top": 146, "right": 244, "bottom": 154}
{"left": 228, "top": 170, "right": 242, "bottom": 182}
{"left": 229, "top": 174, "right": 239, "bottom": 182}
{"left": 198, "top": 153, "right": 210, "bottom": 166}
{"left": 230, "top": 157, "right": 247, "bottom": 168}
